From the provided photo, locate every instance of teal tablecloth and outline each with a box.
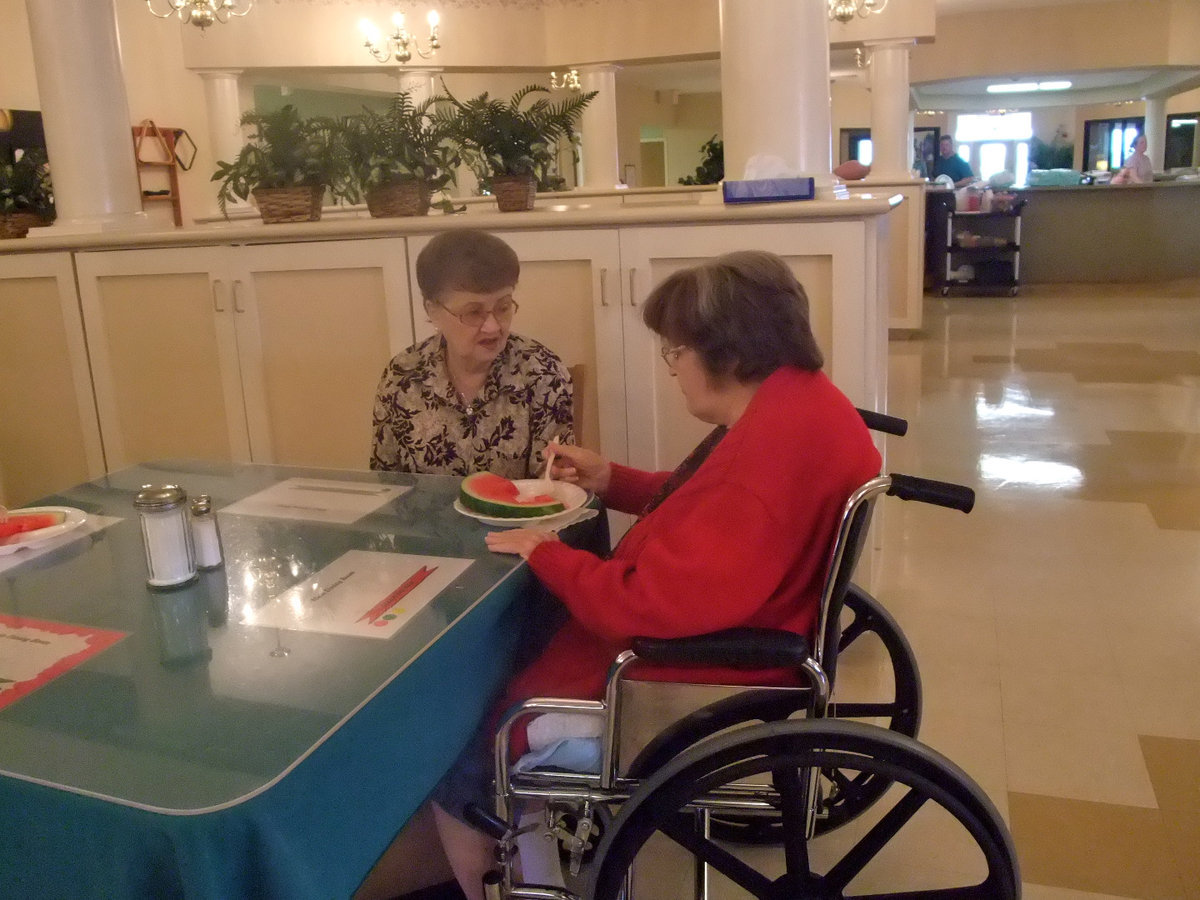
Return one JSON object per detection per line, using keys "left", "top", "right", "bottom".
{"left": 0, "top": 461, "right": 604, "bottom": 898}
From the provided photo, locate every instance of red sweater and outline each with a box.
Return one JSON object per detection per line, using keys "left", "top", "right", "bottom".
{"left": 501, "top": 367, "right": 882, "bottom": 716}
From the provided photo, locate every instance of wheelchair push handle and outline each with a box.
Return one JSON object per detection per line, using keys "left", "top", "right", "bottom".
{"left": 887, "top": 473, "right": 975, "bottom": 513}
{"left": 856, "top": 407, "right": 909, "bottom": 436}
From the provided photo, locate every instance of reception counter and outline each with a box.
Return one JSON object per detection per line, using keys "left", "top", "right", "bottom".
{"left": 1009, "top": 180, "right": 1199, "bottom": 283}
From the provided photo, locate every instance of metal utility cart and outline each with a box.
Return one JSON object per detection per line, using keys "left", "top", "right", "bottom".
{"left": 937, "top": 201, "right": 1023, "bottom": 296}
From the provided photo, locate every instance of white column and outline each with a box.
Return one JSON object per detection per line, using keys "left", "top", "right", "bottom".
{"left": 397, "top": 68, "right": 440, "bottom": 105}
{"left": 720, "top": 0, "right": 840, "bottom": 198}
{"left": 25, "top": 0, "right": 149, "bottom": 231}
{"left": 577, "top": 65, "right": 621, "bottom": 190}
{"left": 200, "top": 70, "right": 245, "bottom": 215}
{"left": 866, "top": 40, "right": 916, "bottom": 180}
{"left": 1143, "top": 96, "right": 1166, "bottom": 172}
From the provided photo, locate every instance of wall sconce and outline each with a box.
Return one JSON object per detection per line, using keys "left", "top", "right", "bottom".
{"left": 146, "top": 0, "right": 252, "bottom": 31}
{"left": 359, "top": 10, "right": 440, "bottom": 64}
{"left": 829, "top": 0, "right": 889, "bottom": 23}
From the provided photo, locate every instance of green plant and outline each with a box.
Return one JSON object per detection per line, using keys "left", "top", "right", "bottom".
{"left": 211, "top": 105, "right": 352, "bottom": 217}
{"left": 438, "top": 84, "right": 596, "bottom": 192}
{"left": 0, "top": 149, "right": 55, "bottom": 219}
{"left": 340, "top": 91, "right": 460, "bottom": 209}
{"left": 678, "top": 134, "right": 724, "bottom": 185}
{"left": 1030, "top": 132, "right": 1074, "bottom": 170}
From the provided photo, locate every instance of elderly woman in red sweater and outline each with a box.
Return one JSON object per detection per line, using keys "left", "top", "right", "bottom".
{"left": 432, "top": 250, "right": 882, "bottom": 898}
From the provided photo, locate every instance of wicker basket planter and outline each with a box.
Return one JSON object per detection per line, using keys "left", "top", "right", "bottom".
{"left": 252, "top": 185, "right": 324, "bottom": 224}
{"left": 0, "top": 214, "right": 30, "bottom": 239}
{"left": 365, "top": 180, "right": 432, "bottom": 218}
{"left": 491, "top": 174, "right": 537, "bottom": 213}
{"left": 8, "top": 211, "right": 52, "bottom": 230}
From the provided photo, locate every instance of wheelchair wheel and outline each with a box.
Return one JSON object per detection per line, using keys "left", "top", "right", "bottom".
{"left": 591, "top": 720, "right": 1019, "bottom": 900}
{"left": 625, "top": 585, "right": 921, "bottom": 840}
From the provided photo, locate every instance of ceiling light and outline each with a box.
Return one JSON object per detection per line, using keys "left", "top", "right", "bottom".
{"left": 987, "top": 80, "right": 1072, "bottom": 94}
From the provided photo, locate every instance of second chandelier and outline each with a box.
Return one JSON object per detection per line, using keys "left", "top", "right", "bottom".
{"left": 359, "top": 10, "right": 440, "bottom": 64}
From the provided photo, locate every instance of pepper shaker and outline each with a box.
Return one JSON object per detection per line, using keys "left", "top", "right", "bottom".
{"left": 190, "top": 493, "right": 224, "bottom": 570}
{"left": 133, "top": 485, "right": 197, "bottom": 589}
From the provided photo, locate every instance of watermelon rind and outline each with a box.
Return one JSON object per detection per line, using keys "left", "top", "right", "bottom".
{"left": 460, "top": 473, "right": 566, "bottom": 519}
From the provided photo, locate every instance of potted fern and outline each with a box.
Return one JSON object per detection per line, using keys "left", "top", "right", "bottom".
{"left": 340, "top": 91, "right": 460, "bottom": 218}
{"left": 0, "top": 150, "right": 55, "bottom": 239}
{"left": 439, "top": 84, "right": 596, "bottom": 212}
{"left": 211, "top": 105, "right": 351, "bottom": 223}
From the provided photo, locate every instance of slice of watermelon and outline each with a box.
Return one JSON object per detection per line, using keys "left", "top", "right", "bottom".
{"left": 0, "top": 512, "right": 63, "bottom": 540}
{"left": 460, "top": 472, "right": 566, "bottom": 519}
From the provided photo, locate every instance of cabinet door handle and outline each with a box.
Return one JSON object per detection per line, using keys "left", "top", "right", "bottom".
{"left": 628, "top": 267, "right": 638, "bottom": 307}
{"left": 599, "top": 267, "right": 609, "bottom": 307}
{"left": 232, "top": 279, "right": 246, "bottom": 313}
{"left": 212, "top": 279, "right": 226, "bottom": 313}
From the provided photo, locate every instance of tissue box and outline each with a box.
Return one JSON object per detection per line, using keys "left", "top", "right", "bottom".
{"left": 722, "top": 178, "right": 815, "bottom": 204}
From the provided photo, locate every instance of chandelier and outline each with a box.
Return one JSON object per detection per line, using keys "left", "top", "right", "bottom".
{"left": 549, "top": 69, "right": 581, "bottom": 92}
{"left": 829, "top": 0, "right": 889, "bottom": 23}
{"left": 145, "top": 0, "right": 252, "bottom": 31}
{"left": 359, "top": 11, "right": 441, "bottom": 64}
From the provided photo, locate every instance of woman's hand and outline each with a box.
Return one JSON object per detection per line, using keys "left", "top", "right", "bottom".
{"left": 546, "top": 442, "right": 612, "bottom": 495}
{"left": 485, "top": 528, "right": 560, "bottom": 559}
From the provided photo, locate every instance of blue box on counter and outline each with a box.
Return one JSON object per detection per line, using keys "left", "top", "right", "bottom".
{"left": 722, "top": 177, "right": 815, "bottom": 204}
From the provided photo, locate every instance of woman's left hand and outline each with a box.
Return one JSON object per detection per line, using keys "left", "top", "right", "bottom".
{"left": 485, "top": 528, "right": 560, "bottom": 559}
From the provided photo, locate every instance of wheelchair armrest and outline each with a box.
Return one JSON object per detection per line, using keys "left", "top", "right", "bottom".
{"left": 630, "top": 628, "right": 812, "bottom": 670}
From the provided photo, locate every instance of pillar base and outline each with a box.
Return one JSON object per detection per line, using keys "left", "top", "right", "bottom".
{"left": 44, "top": 211, "right": 157, "bottom": 234}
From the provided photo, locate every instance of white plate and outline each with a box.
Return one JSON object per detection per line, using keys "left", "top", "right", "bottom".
{"left": 454, "top": 480, "right": 589, "bottom": 527}
{"left": 0, "top": 507, "right": 88, "bottom": 555}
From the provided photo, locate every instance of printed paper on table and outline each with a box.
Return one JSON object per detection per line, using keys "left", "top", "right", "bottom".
{"left": 245, "top": 550, "right": 473, "bottom": 639}
{"left": 0, "top": 614, "right": 127, "bottom": 711}
{"left": 220, "top": 478, "right": 411, "bottom": 525}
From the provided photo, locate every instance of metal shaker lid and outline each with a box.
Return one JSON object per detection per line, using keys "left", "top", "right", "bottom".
{"left": 134, "top": 484, "right": 188, "bottom": 511}
{"left": 190, "top": 493, "right": 213, "bottom": 515}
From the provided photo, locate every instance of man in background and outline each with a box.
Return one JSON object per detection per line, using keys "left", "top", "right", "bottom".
{"left": 934, "top": 135, "right": 974, "bottom": 187}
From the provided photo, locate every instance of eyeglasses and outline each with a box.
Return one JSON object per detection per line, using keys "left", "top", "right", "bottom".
{"left": 438, "top": 299, "right": 519, "bottom": 329}
{"left": 659, "top": 344, "right": 688, "bottom": 368}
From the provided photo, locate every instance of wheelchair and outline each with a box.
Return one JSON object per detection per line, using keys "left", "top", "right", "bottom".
{"left": 466, "top": 419, "right": 1021, "bottom": 899}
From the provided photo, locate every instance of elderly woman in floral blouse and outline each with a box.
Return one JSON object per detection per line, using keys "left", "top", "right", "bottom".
{"left": 370, "top": 229, "right": 574, "bottom": 477}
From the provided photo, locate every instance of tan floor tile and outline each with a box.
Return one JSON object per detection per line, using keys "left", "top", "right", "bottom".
{"left": 1022, "top": 886, "right": 1148, "bottom": 900}
{"left": 1004, "top": 720, "right": 1157, "bottom": 807}
{"left": 995, "top": 616, "right": 1118, "bottom": 677}
{"left": 999, "top": 663, "right": 1133, "bottom": 731}
{"left": 1160, "top": 809, "right": 1200, "bottom": 900}
{"left": 1140, "top": 735, "right": 1200, "bottom": 814}
{"left": 1009, "top": 792, "right": 1190, "bottom": 900}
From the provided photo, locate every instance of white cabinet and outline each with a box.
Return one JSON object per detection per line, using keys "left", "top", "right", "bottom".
{"left": 75, "top": 239, "right": 414, "bottom": 472}
{"left": 408, "top": 229, "right": 624, "bottom": 461}
{"left": 0, "top": 252, "right": 105, "bottom": 506}
{"left": 618, "top": 220, "right": 885, "bottom": 472}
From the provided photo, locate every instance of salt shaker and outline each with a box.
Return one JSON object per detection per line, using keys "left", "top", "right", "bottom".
{"left": 133, "top": 485, "right": 197, "bottom": 588}
{"left": 189, "top": 493, "right": 224, "bottom": 570}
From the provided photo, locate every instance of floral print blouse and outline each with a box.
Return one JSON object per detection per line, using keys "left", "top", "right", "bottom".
{"left": 370, "top": 332, "right": 574, "bottom": 478}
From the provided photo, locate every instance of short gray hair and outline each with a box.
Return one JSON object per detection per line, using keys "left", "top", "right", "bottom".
{"left": 641, "top": 250, "right": 824, "bottom": 381}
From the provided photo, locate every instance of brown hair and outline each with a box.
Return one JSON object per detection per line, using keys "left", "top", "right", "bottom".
{"left": 642, "top": 250, "right": 824, "bottom": 382}
{"left": 416, "top": 229, "right": 520, "bottom": 302}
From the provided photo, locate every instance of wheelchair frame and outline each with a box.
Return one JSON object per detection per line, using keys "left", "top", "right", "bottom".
{"left": 470, "top": 469, "right": 1020, "bottom": 900}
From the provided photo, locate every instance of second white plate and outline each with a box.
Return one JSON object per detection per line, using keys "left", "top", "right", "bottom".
{"left": 0, "top": 507, "right": 89, "bottom": 555}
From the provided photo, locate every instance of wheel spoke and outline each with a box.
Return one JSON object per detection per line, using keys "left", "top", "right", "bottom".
{"left": 772, "top": 766, "right": 812, "bottom": 876}
{"left": 824, "top": 786, "right": 928, "bottom": 889}
{"left": 658, "top": 814, "right": 776, "bottom": 896}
